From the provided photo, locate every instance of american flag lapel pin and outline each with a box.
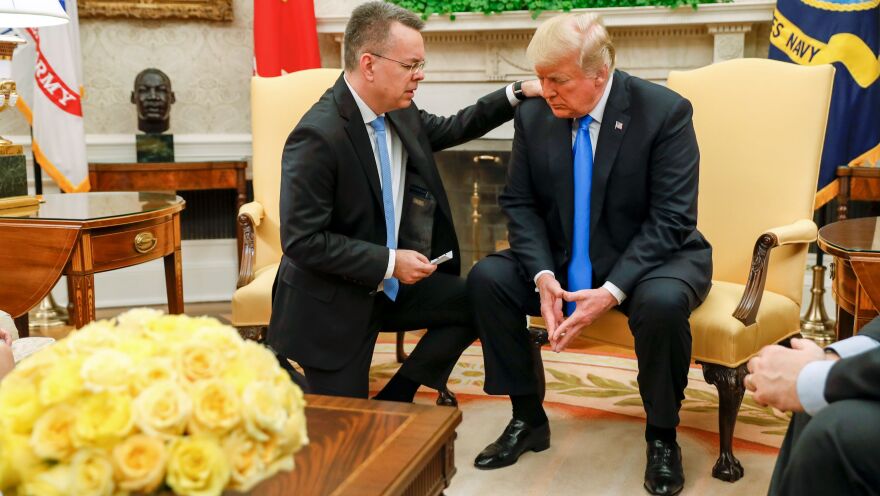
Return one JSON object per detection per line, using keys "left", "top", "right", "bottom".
{"left": 615, "top": 121, "right": 623, "bottom": 131}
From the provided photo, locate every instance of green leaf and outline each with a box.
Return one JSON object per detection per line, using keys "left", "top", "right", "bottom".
{"left": 563, "top": 389, "right": 635, "bottom": 398}
{"left": 681, "top": 406, "right": 718, "bottom": 413}
{"left": 587, "top": 374, "right": 631, "bottom": 390}
{"left": 761, "top": 429, "right": 789, "bottom": 436}
{"left": 546, "top": 368, "right": 586, "bottom": 386}
{"left": 737, "top": 416, "right": 788, "bottom": 427}
{"left": 614, "top": 397, "right": 644, "bottom": 407}
{"left": 684, "top": 388, "right": 718, "bottom": 403}
{"left": 462, "top": 370, "right": 484, "bottom": 377}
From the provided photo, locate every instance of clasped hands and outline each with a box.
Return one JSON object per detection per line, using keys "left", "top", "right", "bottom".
{"left": 537, "top": 274, "right": 617, "bottom": 353}
{"left": 744, "top": 338, "right": 838, "bottom": 412}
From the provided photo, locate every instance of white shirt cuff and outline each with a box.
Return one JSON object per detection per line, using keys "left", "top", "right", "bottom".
{"left": 533, "top": 270, "right": 555, "bottom": 292}
{"left": 602, "top": 282, "right": 626, "bottom": 305}
{"left": 826, "top": 335, "right": 880, "bottom": 359}
{"left": 506, "top": 84, "right": 521, "bottom": 107}
{"left": 385, "top": 249, "right": 396, "bottom": 280}
{"left": 797, "top": 360, "right": 835, "bottom": 416}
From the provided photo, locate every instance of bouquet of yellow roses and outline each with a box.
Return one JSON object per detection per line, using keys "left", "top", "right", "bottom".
{"left": 0, "top": 309, "right": 308, "bottom": 496}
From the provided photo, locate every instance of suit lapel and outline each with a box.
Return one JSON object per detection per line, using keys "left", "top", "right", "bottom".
{"left": 548, "top": 113, "right": 575, "bottom": 245}
{"left": 334, "top": 77, "right": 383, "bottom": 208}
{"left": 386, "top": 110, "right": 454, "bottom": 225}
{"left": 590, "top": 71, "right": 630, "bottom": 234}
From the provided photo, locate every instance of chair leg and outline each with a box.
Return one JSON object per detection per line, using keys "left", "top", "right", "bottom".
{"left": 395, "top": 331, "right": 407, "bottom": 363}
{"left": 700, "top": 362, "right": 748, "bottom": 482}
{"left": 236, "top": 325, "right": 266, "bottom": 342}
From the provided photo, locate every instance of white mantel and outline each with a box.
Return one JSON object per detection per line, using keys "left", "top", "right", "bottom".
{"left": 316, "top": 0, "right": 775, "bottom": 140}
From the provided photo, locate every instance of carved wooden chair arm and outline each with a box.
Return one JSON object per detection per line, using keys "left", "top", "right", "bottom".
{"left": 237, "top": 201, "right": 265, "bottom": 289}
{"left": 733, "top": 219, "right": 818, "bottom": 326}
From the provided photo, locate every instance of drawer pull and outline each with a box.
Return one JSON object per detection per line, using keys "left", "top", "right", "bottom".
{"left": 134, "top": 232, "right": 157, "bottom": 254}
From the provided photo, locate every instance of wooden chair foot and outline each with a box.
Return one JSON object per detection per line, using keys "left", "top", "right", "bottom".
{"left": 236, "top": 325, "right": 266, "bottom": 342}
{"left": 700, "top": 362, "right": 748, "bottom": 483}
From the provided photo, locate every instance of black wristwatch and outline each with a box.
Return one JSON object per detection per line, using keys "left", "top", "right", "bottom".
{"left": 512, "top": 80, "right": 527, "bottom": 101}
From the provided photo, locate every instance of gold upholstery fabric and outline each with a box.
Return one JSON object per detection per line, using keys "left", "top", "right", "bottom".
{"left": 531, "top": 59, "right": 834, "bottom": 369}
{"left": 231, "top": 263, "right": 279, "bottom": 327}
{"left": 231, "top": 69, "right": 340, "bottom": 328}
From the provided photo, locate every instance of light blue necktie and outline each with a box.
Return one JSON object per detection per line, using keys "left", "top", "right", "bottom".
{"left": 370, "top": 116, "right": 400, "bottom": 301}
{"left": 566, "top": 115, "right": 593, "bottom": 316}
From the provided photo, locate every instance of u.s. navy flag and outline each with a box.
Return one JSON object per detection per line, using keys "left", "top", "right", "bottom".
{"left": 769, "top": 0, "right": 880, "bottom": 207}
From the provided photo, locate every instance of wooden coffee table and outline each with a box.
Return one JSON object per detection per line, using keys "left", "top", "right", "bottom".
{"left": 0, "top": 192, "right": 185, "bottom": 333}
{"left": 253, "top": 395, "right": 461, "bottom": 496}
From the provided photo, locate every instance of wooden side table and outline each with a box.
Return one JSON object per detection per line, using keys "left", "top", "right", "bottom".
{"left": 835, "top": 165, "right": 880, "bottom": 221}
{"left": 89, "top": 161, "right": 247, "bottom": 256}
{"left": 818, "top": 216, "right": 880, "bottom": 339}
{"left": 253, "top": 395, "right": 460, "bottom": 496}
{"left": 0, "top": 192, "right": 185, "bottom": 333}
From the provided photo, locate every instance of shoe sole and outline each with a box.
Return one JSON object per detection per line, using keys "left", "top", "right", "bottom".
{"left": 473, "top": 440, "right": 551, "bottom": 470}
{"left": 642, "top": 482, "right": 683, "bottom": 496}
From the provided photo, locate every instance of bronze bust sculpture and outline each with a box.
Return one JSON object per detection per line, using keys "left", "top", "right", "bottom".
{"left": 131, "top": 68, "right": 176, "bottom": 134}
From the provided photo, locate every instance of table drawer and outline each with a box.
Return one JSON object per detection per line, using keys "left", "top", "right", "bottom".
{"left": 90, "top": 220, "right": 174, "bottom": 270}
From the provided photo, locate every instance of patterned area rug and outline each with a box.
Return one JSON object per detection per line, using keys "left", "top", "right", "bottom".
{"left": 369, "top": 342, "right": 787, "bottom": 495}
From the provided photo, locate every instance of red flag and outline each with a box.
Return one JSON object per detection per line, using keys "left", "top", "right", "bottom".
{"left": 254, "top": 0, "right": 321, "bottom": 77}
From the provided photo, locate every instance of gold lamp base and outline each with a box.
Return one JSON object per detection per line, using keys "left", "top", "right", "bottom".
{"left": 28, "top": 294, "right": 69, "bottom": 329}
{"left": 800, "top": 264, "right": 836, "bottom": 345}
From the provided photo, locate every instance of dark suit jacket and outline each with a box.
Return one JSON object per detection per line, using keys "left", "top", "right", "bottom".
{"left": 268, "top": 74, "right": 515, "bottom": 370}
{"left": 825, "top": 319, "right": 880, "bottom": 404}
{"left": 501, "top": 70, "right": 712, "bottom": 299}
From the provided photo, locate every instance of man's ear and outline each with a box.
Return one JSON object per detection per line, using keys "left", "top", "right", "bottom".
{"left": 169, "top": 91, "right": 176, "bottom": 104}
{"left": 360, "top": 53, "right": 375, "bottom": 82}
{"left": 130, "top": 91, "right": 136, "bottom": 104}
{"left": 594, "top": 64, "right": 610, "bottom": 86}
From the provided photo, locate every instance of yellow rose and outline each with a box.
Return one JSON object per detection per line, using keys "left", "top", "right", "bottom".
{"left": 166, "top": 437, "right": 230, "bottom": 496}
{"left": 39, "top": 359, "right": 84, "bottom": 406}
{"left": 192, "top": 326, "right": 244, "bottom": 361}
{"left": 30, "top": 403, "right": 76, "bottom": 461}
{"left": 64, "top": 324, "right": 120, "bottom": 356}
{"left": 0, "top": 431, "right": 42, "bottom": 489}
{"left": 176, "top": 341, "right": 225, "bottom": 383}
{"left": 81, "top": 349, "right": 134, "bottom": 394}
{"left": 115, "top": 334, "right": 159, "bottom": 362}
{"left": 114, "top": 307, "right": 164, "bottom": 333}
{"left": 189, "top": 379, "right": 240, "bottom": 436}
{"left": 112, "top": 434, "right": 166, "bottom": 493}
{"left": 133, "top": 380, "right": 191, "bottom": 439}
{"left": 257, "top": 437, "right": 295, "bottom": 480}
{"left": 11, "top": 345, "right": 57, "bottom": 382}
{"left": 18, "top": 463, "right": 70, "bottom": 496}
{"left": 241, "top": 382, "right": 287, "bottom": 442}
{"left": 144, "top": 314, "right": 196, "bottom": 342}
{"left": 71, "top": 449, "right": 115, "bottom": 496}
{"left": 73, "top": 393, "right": 134, "bottom": 448}
{"left": 0, "top": 376, "right": 41, "bottom": 434}
{"left": 277, "top": 408, "right": 309, "bottom": 454}
{"left": 222, "top": 429, "right": 266, "bottom": 492}
{"left": 131, "top": 357, "right": 177, "bottom": 396}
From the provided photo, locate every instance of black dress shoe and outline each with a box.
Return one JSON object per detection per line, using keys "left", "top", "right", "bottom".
{"left": 644, "top": 439, "right": 684, "bottom": 495}
{"left": 474, "top": 418, "right": 550, "bottom": 470}
{"left": 436, "top": 388, "right": 458, "bottom": 407}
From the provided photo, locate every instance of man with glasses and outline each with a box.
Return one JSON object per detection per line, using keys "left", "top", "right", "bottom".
{"left": 268, "top": 1, "right": 540, "bottom": 401}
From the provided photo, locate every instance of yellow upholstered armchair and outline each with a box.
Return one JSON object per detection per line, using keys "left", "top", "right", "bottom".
{"left": 231, "top": 68, "right": 410, "bottom": 363}
{"left": 231, "top": 69, "right": 340, "bottom": 340}
{"left": 530, "top": 58, "right": 834, "bottom": 482}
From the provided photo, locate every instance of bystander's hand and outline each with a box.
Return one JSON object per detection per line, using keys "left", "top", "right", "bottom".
{"left": 549, "top": 288, "right": 617, "bottom": 353}
{"left": 0, "top": 328, "right": 11, "bottom": 346}
{"left": 521, "top": 79, "right": 543, "bottom": 98}
{"left": 392, "top": 249, "right": 436, "bottom": 284}
{"left": 745, "top": 338, "right": 830, "bottom": 412}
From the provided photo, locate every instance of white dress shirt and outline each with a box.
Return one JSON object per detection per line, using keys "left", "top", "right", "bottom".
{"left": 344, "top": 77, "right": 521, "bottom": 291}
{"left": 532, "top": 74, "right": 626, "bottom": 304}
{"left": 797, "top": 335, "right": 880, "bottom": 415}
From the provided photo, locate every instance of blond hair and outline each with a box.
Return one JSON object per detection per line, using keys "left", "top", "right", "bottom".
{"left": 526, "top": 13, "right": 615, "bottom": 75}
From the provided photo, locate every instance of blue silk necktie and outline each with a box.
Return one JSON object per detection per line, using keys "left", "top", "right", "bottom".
{"left": 370, "top": 116, "right": 400, "bottom": 301}
{"left": 566, "top": 115, "right": 594, "bottom": 316}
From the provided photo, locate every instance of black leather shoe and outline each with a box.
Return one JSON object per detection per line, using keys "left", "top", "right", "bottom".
{"left": 644, "top": 439, "right": 684, "bottom": 495}
{"left": 474, "top": 418, "right": 550, "bottom": 470}
{"left": 436, "top": 388, "right": 458, "bottom": 407}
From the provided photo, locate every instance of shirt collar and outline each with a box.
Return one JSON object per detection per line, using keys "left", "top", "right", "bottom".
{"left": 583, "top": 71, "right": 614, "bottom": 125}
{"left": 343, "top": 74, "right": 380, "bottom": 124}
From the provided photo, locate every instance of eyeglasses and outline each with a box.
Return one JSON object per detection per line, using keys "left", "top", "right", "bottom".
{"left": 369, "top": 53, "right": 426, "bottom": 75}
